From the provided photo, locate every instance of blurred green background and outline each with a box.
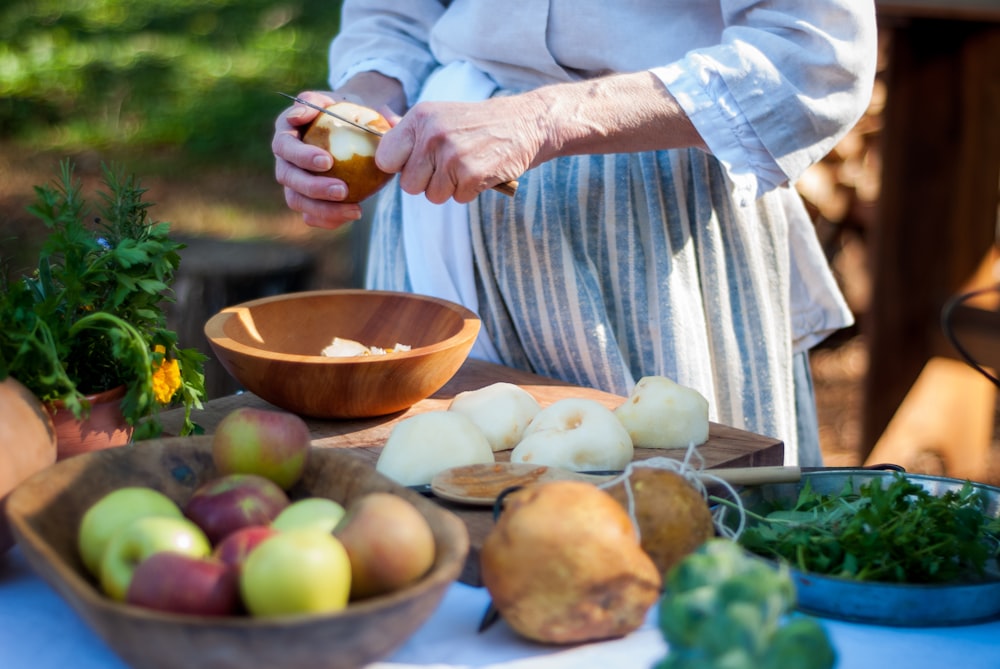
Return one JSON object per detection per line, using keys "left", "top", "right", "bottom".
{"left": 1, "top": 0, "right": 360, "bottom": 292}
{"left": 0, "top": 0, "right": 343, "bottom": 170}
{"left": 1, "top": 0, "right": 361, "bottom": 398}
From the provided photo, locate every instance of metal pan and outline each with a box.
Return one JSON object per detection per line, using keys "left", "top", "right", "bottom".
{"left": 730, "top": 470, "right": 1000, "bottom": 627}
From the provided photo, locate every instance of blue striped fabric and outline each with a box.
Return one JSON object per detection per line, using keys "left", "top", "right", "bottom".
{"left": 366, "top": 148, "right": 839, "bottom": 466}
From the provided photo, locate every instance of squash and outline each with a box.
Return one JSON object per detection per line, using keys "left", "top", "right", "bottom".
{"left": 0, "top": 376, "right": 58, "bottom": 553}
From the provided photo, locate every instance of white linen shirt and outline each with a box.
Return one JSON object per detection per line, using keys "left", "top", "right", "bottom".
{"left": 328, "top": 0, "right": 878, "bottom": 202}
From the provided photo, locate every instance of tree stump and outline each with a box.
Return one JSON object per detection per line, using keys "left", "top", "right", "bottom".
{"left": 166, "top": 236, "right": 316, "bottom": 400}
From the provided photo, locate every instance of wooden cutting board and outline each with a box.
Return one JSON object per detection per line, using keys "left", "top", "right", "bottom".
{"left": 160, "top": 358, "right": 784, "bottom": 585}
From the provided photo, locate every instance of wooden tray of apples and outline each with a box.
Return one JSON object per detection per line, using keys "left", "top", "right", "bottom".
{"left": 5, "top": 431, "right": 469, "bottom": 669}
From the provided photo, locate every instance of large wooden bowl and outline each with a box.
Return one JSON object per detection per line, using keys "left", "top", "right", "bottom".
{"left": 5, "top": 437, "right": 470, "bottom": 669}
{"left": 204, "top": 289, "right": 481, "bottom": 418}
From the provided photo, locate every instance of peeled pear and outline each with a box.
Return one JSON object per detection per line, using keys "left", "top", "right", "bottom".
{"left": 614, "top": 375, "right": 710, "bottom": 449}
{"left": 375, "top": 411, "right": 494, "bottom": 486}
{"left": 301, "top": 101, "right": 393, "bottom": 203}
{"left": 510, "top": 398, "right": 633, "bottom": 471}
{"left": 448, "top": 382, "right": 541, "bottom": 452}
{"left": 603, "top": 466, "right": 715, "bottom": 576}
{"left": 480, "top": 480, "right": 662, "bottom": 644}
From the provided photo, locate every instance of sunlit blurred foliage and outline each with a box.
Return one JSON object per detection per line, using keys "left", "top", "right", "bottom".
{"left": 0, "top": 0, "right": 343, "bottom": 168}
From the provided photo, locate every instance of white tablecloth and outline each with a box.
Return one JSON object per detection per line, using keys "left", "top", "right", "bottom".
{"left": 1, "top": 546, "right": 998, "bottom": 669}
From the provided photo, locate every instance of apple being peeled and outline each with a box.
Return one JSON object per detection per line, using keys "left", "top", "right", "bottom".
{"left": 334, "top": 492, "right": 436, "bottom": 599}
{"left": 99, "top": 515, "right": 211, "bottom": 601}
{"left": 301, "top": 101, "right": 393, "bottom": 203}
{"left": 183, "top": 473, "right": 290, "bottom": 544}
{"left": 78, "top": 486, "right": 183, "bottom": 576}
{"left": 212, "top": 407, "right": 311, "bottom": 490}
{"left": 126, "top": 552, "right": 239, "bottom": 616}
{"left": 240, "top": 529, "right": 352, "bottom": 617}
{"left": 213, "top": 525, "right": 278, "bottom": 571}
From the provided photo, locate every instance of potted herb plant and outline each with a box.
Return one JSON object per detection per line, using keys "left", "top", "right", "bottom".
{"left": 0, "top": 160, "right": 206, "bottom": 449}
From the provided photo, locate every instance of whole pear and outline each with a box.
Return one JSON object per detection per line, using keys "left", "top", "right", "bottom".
{"left": 333, "top": 492, "right": 436, "bottom": 599}
{"left": 479, "top": 480, "right": 661, "bottom": 644}
{"left": 603, "top": 466, "right": 715, "bottom": 576}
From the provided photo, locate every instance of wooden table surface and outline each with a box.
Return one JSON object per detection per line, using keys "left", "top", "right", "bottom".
{"left": 161, "top": 358, "right": 784, "bottom": 584}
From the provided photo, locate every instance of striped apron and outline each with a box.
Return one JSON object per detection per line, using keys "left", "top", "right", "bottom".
{"left": 366, "top": 149, "right": 837, "bottom": 467}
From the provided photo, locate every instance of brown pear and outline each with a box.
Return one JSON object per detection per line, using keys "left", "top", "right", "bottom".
{"left": 603, "top": 467, "right": 715, "bottom": 577}
{"left": 479, "top": 480, "right": 662, "bottom": 644}
{"left": 301, "top": 101, "right": 393, "bottom": 203}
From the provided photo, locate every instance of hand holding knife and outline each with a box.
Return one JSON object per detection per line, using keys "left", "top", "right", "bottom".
{"left": 279, "top": 92, "right": 519, "bottom": 197}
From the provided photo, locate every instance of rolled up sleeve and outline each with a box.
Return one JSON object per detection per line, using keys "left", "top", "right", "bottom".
{"left": 652, "top": 0, "right": 877, "bottom": 203}
{"left": 328, "top": 0, "right": 446, "bottom": 106}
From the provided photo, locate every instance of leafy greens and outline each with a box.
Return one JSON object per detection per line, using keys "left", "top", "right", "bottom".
{"left": 723, "top": 474, "right": 1000, "bottom": 584}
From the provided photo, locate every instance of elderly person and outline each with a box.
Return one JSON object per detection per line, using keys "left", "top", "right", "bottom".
{"left": 272, "top": 1, "right": 878, "bottom": 466}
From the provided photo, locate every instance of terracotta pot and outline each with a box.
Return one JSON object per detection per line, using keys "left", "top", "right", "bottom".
{"left": 48, "top": 385, "right": 134, "bottom": 461}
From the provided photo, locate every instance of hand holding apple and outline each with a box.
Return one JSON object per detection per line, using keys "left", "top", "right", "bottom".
{"left": 301, "top": 101, "right": 393, "bottom": 203}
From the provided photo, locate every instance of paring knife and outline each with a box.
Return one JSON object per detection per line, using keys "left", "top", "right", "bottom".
{"left": 278, "top": 92, "right": 519, "bottom": 197}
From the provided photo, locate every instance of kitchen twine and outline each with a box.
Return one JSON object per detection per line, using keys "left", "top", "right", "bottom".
{"left": 596, "top": 442, "right": 748, "bottom": 542}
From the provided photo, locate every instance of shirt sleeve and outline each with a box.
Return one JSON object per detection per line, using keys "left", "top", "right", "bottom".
{"left": 651, "top": 0, "right": 877, "bottom": 204}
{"left": 327, "top": 0, "right": 447, "bottom": 107}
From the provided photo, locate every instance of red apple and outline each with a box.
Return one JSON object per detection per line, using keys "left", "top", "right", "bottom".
{"left": 183, "top": 473, "right": 289, "bottom": 544}
{"left": 126, "top": 552, "right": 240, "bottom": 616}
{"left": 212, "top": 525, "right": 278, "bottom": 571}
{"left": 212, "top": 408, "right": 312, "bottom": 490}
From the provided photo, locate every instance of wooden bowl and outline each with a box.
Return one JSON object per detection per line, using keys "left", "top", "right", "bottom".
{"left": 204, "top": 289, "right": 481, "bottom": 418}
{"left": 6, "top": 437, "right": 470, "bottom": 669}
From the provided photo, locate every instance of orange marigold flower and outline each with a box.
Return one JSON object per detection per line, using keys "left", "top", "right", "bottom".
{"left": 151, "top": 345, "right": 182, "bottom": 404}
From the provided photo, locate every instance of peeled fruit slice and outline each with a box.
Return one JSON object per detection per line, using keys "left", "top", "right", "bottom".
{"left": 614, "top": 376, "right": 709, "bottom": 449}
{"left": 603, "top": 467, "right": 715, "bottom": 576}
{"left": 480, "top": 480, "right": 662, "bottom": 644}
{"left": 375, "top": 411, "right": 494, "bottom": 486}
{"left": 301, "top": 101, "right": 393, "bottom": 203}
{"left": 448, "top": 382, "right": 541, "bottom": 452}
{"left": 510, "top": 398, "right": 633, "bottom": 471}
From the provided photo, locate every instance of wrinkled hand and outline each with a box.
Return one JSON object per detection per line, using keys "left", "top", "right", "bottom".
{"left": 375, "top": 95, "right": 545, "bottom": 205}
{"left": 272, "top": 91, "right": 370, "bottom": 230}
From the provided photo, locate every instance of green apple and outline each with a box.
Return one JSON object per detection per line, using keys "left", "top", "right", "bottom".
{"left": 271, "top": 497, "right": 346, "bottom": 533}
{"left": 78, "top": 486, "right": 183, "bottom": 576}
{"left": 212, "top": 407, "right": 312, "bottom": 490}
{"left": 240, "top": 529, "right": 351, "bottom": 616}
{"left": 99, "top": 515, "right": 211, "bottom": 601}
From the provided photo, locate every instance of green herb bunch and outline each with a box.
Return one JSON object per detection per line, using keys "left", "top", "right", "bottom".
{"left": 657, "top": 538, "right": 835, "bottom": 669}
{"left": 732, "top": 474, "right": 1000, "bottom": 584}
{"left": 0, "top": 160, "right": 206, "bottom": 439}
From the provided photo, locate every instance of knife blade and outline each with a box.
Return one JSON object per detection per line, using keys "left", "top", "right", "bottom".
{"left": 278, "top": 92, "right": 384, "bottom": 136}
{"left": 278, "top": 92, "right": 519, "bottom": 197}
